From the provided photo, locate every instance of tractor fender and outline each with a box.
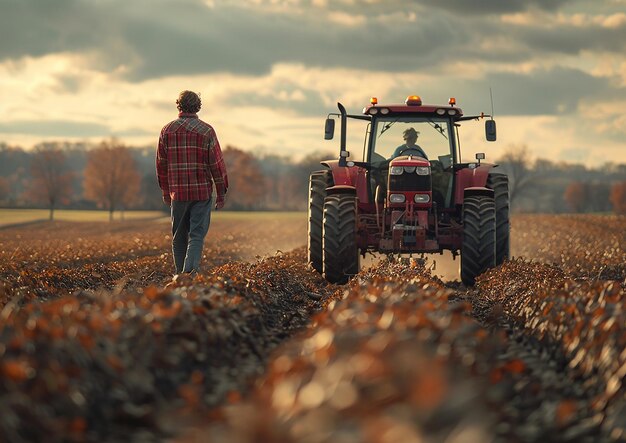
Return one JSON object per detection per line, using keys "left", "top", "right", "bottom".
{"left": 321, "top": 159, "right": 369, "bottom": 202}
{"left": 326, "top": 185, "right": 356, "bottom": 195}
{"left": 464, "top": 187, "right": 494, "bottom": 199}
{"left": 455, "top": 163, "right": 496, "bottom": 203}
{"left": 321, "top": 160, "right": 355, "bottom": 186}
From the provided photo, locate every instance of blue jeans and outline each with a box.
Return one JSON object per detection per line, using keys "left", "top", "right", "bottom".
{"left": 171, "top": 199, "right": 212, "bottom": 274}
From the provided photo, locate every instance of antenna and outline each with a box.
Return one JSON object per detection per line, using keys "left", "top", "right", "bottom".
{"left": 485, "top": 88, "right": 497, "bottom": 142}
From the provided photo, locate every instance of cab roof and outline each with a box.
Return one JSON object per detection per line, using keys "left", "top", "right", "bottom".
{"left": 363, "top": 95, "right": 464, "bottom": 118}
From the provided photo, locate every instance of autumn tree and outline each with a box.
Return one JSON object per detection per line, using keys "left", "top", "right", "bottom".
{"left": 610, "top": 181, "right": 626, "bottom": 215}
{"left": 564, "top": 181, "right": 611, "bottom": 213}
{"left": 222, "top": 146, "right": 266, "bottom": 210}
{"left": 0, "top": 144, "right": 30, "bottom": 204}
{"left": 83, "top": 139, "right": 141, "bottom": 221}
{"left": 26, "top": 144, "right": 74, "bottom": 220}
{"left": 563, "top": 181, "right": 587, "bottom": 213}
{"left": 0, "top": 177, "right": 10, "bottom": 205}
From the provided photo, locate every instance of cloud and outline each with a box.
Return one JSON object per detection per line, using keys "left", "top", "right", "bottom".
{"left": 375, "top": 66, "right": 617, "bottom": 117}
{"left": 50, "top": 74, "right": 86, "bottom": 94}
{"left": 226, "top": 87, "right": 327, "bottom": 117}
{"left": 327, "top": 11, "right": 367, "bottom": 27}
{"left": 0, "top": 0, "right": 108, "bottom": 60}
{"left": 116, "top": 2, "right": 473, "bottom": 81}
{"left": 509, "top": 19, "right": 626, "bottom": 55}
{"left": 412, "top": 0, "right": 574, "bottom": 15}
{"left": 0, "top": 120, "right": 111, "bottom": 137}
{"left": 475, "top": 67, "right": 612, "bottom": 115}
{"left": 0, "top": 0, "right": 516, "bottom": 81}
{"left": 113, "top": 127, "right": 154, "bottom": 137}
{"left": 559, "top": 147, "right": 590, "bottom": 163}
{"left": 2, "top": 0, "right": 624, "bottom": 85}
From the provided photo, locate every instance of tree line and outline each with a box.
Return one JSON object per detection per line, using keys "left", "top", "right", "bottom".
{"left": 1, "top": 140, "right": 626, "bottom": 218}
{"left": 495, "top": 144, "right": 626, "bottom": 214}
{"left": 0, "top": 140, "right": 333, "bottom": 219}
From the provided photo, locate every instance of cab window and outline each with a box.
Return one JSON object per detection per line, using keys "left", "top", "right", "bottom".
{"left": 370, "top": 117, "right": 453, "bottom": 166}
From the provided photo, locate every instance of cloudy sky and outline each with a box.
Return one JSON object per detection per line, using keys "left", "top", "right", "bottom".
{"left": 1, "top": 0, "right": 625, "bottom": 165}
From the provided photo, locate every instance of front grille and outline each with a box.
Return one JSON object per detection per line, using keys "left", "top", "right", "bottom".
{"left": 388, "top": 174, "right": 431, "bottom": 192}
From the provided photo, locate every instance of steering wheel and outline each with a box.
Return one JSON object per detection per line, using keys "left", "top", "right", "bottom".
{"left": 398, "top": 147, "right": 427, "bottom": 159}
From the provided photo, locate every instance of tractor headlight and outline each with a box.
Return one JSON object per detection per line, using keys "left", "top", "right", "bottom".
{"left": 389, "top": 194, "right": 406, "bottom": 203}
{"left": 380, "top": 108, "right": 390, "bottom": 115}
{"left": 404, "top": 166, "right": 416, "bottom": 173}
{"left": 416, "top": 166, "right": 430, "bottom": 175}
{"left": 390, "top": 166, "right": 404, "bottom": 175}
{"left": 414, "top": 194, "right": 430, "bottom": 203}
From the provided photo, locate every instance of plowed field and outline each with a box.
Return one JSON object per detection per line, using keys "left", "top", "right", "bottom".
{"left": 0, "top": 213, "right": 624, "bottom": 443}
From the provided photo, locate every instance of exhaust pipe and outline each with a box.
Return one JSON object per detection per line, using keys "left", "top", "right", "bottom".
{"left": 338, "top": 102, "right": 348, "bottom": 167}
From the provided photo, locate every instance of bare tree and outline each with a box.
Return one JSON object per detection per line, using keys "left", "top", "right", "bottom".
{"left": 84, "top": 139, "right": 141, "bottom": 221}
{"left": 497, "top": 144, "right": 536, "bottom": 210}
{"left": 26, "top": 144, "right": 74, "bottom": 220}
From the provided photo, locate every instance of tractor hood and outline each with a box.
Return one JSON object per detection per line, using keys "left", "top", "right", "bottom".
{"left": 389, "top": 155, "right": 430, "bottom": 168}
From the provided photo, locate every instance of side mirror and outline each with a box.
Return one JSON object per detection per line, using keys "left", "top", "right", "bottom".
{"left": 485, "top": 119, "right": 497, "bottom": 142}
{"left": 324, "top": 118, "right": 335, "bottom": 140}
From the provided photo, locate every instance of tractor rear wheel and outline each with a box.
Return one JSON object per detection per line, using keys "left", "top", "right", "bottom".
{"left": 307, "top": 170, "right": 333, "bottom": 272}
{"left": 322, "top": 194, "right": 359, "bottom": 284}
{"left": 487, "top": 172, "right": 510, "bottom": 265}
{"left": 461, "top": 195, "right": 496, "bottom": 286}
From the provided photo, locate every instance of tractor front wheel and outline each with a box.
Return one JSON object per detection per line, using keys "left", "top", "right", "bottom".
{"left": 322, "top": 194, "right": 359, "bottom": 284}
{"left": 461, "top": 195, "right": 496, "bottom": 286}
{"left": 307, "top": 170, "right": 333, "bottom": 273}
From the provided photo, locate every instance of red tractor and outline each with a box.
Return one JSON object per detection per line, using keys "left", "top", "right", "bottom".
{"left": 308, "top": 95, "right": 509, "bottom": 285}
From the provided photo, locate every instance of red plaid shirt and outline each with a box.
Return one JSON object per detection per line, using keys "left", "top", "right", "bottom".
{"left": 156, "top": 113, "right": 228, "bottom": 204}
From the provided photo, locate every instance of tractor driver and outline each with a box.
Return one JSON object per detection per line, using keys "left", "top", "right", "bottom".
{"left": 390, "top": 127, "right": 428, "bottom": 160}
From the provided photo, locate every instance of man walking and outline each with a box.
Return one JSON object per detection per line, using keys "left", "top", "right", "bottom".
{"left": 156, "top": 90, "right": 228, "bottom": 275}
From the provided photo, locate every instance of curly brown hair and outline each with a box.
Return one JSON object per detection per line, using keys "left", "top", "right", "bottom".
{"left": 176, "top": 90, "right": 202, "bottom": 113}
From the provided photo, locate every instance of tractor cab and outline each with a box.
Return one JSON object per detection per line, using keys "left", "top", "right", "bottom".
{"left": 365, "top": 96, "right": 470, "bottom": 210}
